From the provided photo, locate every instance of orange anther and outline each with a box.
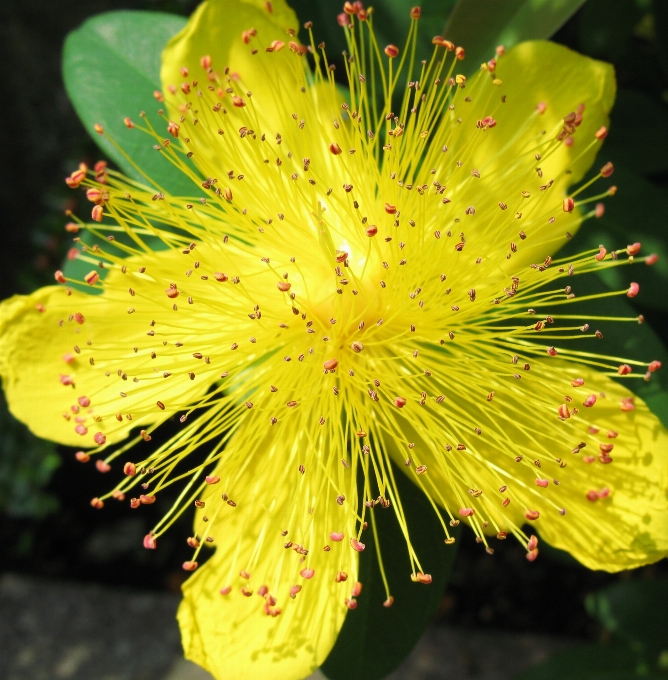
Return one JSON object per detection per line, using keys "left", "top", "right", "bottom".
{"left": 617, "top": 364, "right": 632, "bottom": 375}
{"left": 458, "top": 507, "right": 474, "bottom": 517}
{"left": 95, "top": 460, "right": 111, "bottom": 473}
{"left": 84, "top": 271, "right": 100, "bottom": 285}
{"left": 595, "top": 246, "right": 607, "bottom": 261}
{"left": 626, "top": 242, "right": 641, "bottom": 256}
{"left": 182, "top": 561, "right": 198, "bottom": 571}
{"left": 646, "top": 253, "right": 659, "bottom": 265}
{"left": 165, "top": 287, "right": 179, "bottom": 299}
{"left": 232, "top": 96, "right": 246, "bottom": 107}
{"left": 600, "top": 162, "right": 614, "bottom": 178}
{"left": 524, "top": 509, "right": 540, "bottom": 521}
{"left": 365, "top": 225, "right": 378, "bottom": 236}
{"left": 595, "top": 126, "right": 608, "bottom": 140}
{"left": 123, "top": 462, "right": 136, "bottom": 476}
{"left": 410, "top": 6, "right": 421, "bottom": 19}
{"left": 140, "top": 494, "right": 156, "bottom": 504}
{"left": 558, "top": 404, "right": 571, "bottom": 419}
{"left": 270, "top": 40, "right": 285, "bottom": 51}
{"left": 571, "top": 378, "right": 584, "bottom": 387}
{"left": 323, "top": 359, "right": 339, "bottom": 371}
{"left": 350, "top": 538, "right": 365, "bottom": 552}
{"left": 384, "top": 202, "right": 397, "bottom": 214}
{"left": 335, "top": 571, "right": 348, "bottom": 582}
{"left": 300, "top": 568, "right": 315, "bottom": 579}
{"left": 54, "top": 270, "right": 66, "bottom": 284}
{"left": 90, "top": 497, "right": 104, "bottom": 509}
{"left": 75, "top": 451, "right": 90, "bottom": 463}
{"left": 384, "top": 44, "right": 400, "bottom": 58}
{"left": 329, "top": 142, "right": 342, "bottom": 155}
{"left": 627, "top": 282, "right": 640, "bottom": 298}
{"left": 143, "top": 534, "right": 157, "bottom": 549}
{"left": 563, "top": 197, "right": 574, "bottom": 212}
{"left": 383, "top": 596, "right": 395, "bottom": 607}
{"left": 205, "top": 475, "right": 220, "bottom": 484}
{"left": 595, "top": 202, "right": 605, "bottom": 218}
{"left": 649, "top": 360, "right": 662, "bottom": 372}
{"left": 455, "top": 46, "right": 465, "bottom": 60}
{"left": 583, "top": 394, "right": 597, "bottom": 407}
{"left": 201, "top": 55, "right": 212, "bottom": 69}
{"left": 167, "top": 121, "right": 180, "bottom": 137}
{"left": 94, "top": 124, "right": 104, "bottom": 135}
{"left": 394, "top": 396, "right": 407, "bottom": 408}
{"left": 123, "top": 117, "right": 135, "bottom": 128}
{"left": 91, "top": 205, "right": 104, "bottom": 222}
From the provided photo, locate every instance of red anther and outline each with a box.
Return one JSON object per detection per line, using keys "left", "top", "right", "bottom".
{"left": 583, "top": 394, "right": 597, "bottom": 408}
{"left": 547, "top": 346, "right": 558, "bottom": 357}
{"left": 323, "top": 359, "right": 339, "bottom": 371}
{"left": 54, "top": 270, "right": 66, "bottom": 284}
{"left": 600, "top": 162, "right": 614, "bottom": 178}
{"left": 455, "top": 46, "right": 465, "bottom": 60}
{"left": 394, "top": 396, "right": 407, "bottom": 408}
{"left": 239, "top": 570, "right": 250, "bottom": 579}
{"left": 94, "top": 124, "right": 104, "bottom": 135}
{"left": 123, "top": 462, "right": 136, "bottom": 476}
{"left": 563, "top": 136, "right": 574, "bottom": 147}
{"left": 562, "top": 197, "right": 574, "bottom": 213}
{"left": 431, "top": 36, "right": 444, "bottom": 45}
{"left": 343, "top": 1, "right": 356, "bottom": 14}
{"left": 257, "top": 585, "right": 268, "bottom": 597}
{"left": 335, "top": 571, "right": 348, "bottom": 582}
{"left": 535, "top": 478, "right": 548, "bottom": 488}
{"left": 140, "top": 430, "right": 151, "bottom": 442}
{"left": 599, "top": 455, "right": 613, "bottom": 464}
{"left": 205, "top": 475, "right": 220, "bottom": 484}
{"left": 84, "top": 271, "right": 100, "bottom": 286}
{"left": 337, "top": 12, "right": 350, "bottom": 26}
{"left": 525, "top": 509, "right": 540, "bottom": 521}
{"left": 180, "top": 82, "right": 191, "bottom": 95}
{"left": 649, "top": 360, "right": 662, "bottom": 372}
{"left": 646, "top": 253, "right": 659, "bottom": 265}
{"left": 96, "top": 460, "right": 111, "bottom": 473}
{"left": 78, "top": 396, "right": 91, "bottom": 407}
{"left": 350, "top": 538, "right": 365, "bottom": 552}
{"left": 627, "top": 282, "right": 640, "bottom": 298}
{"left": 335, "top": 250, "right": 348, "bottom": 263}
{"left": 627, "top": 242, "right": 641, "bottom": 256}
{"left": 65, "top": 222, "right": 80, "bottom": 233}
{"left": 232, "top": 96, "right": 246, "bottom": 107}
{"left": 143, "top": 534, "right": 157, "bottom": 549}
{"left": 351, "top": 581, "right": 363, "bottom": 596}
{"left": 60, "top": 374, "right": 73, "bottom": 387}
{"left": 220, "top": 586, "right": 231, "bottom": 595}
{"left": 330, "top": 531, "right": 344, "bottom": 542}
{"left": 345, "top": 598, "right": 358, "bottom": 610}
{"left": 329, "top": 142, "right": 342, "bottom": 155}
{"left": 130, "top": 498, "right": 140, "bottom": 509}
{"left": 363, "top": 224, "right": 378, "bottom": 238}
{"left": 140, "top": 494, "right": 156, "bottom": 504}
{"left": 269, "top": 40, "right": 285, "bottom": 51}
{"left": 599, "top": 443, "right": 614, "bottom": 454}
{"left": 90, "top": 497, "right": 104, "bottom": 509}
{"left": 586, "top": 490, "right": 599, "bottom": 502}
{"left": 618, "top": 364, "right": 632, "bottom": 375}
{"left": 86, "top": 188, "right": 108, "bottom": 204}
{"left": 201, "top": 55, "right": 212, "bottom": 69}
{"left": 167, "top": 121, "right": 180, "bottom": 138}
{"left": 112, "top": 490, "right": 125, "bottom": 501}
{"left": 275, "top": 281, "right": 292, "bottom": 293}
{"left": 384, "top": 44, "right": 400, "bottom": 58}
{"left": 410, "top": 6, "right": 421, "bottom": 18}
{"left": 91, "top": 205, "right": 104, "bottom": 222}
{"left": 526, "top": 549, "right": 539, "bottom": 562}
{"left": 75, "top": 451, "right": 90, "bottom": 463}
{"left": 182, "top": 561, "right": 198, "bottom": 571}
{"left": 180, "top": 66, "right": 189, "bottom": 77}
{"left": 595, "top": 126, "right": 608, "bottom": 140}
{"left": 487, "top": 58, "right": 497, "bottom": 72}
{"left": 165, "top": 287, "right": 179, "bottom": 299}
{"left": 290, "top": 585, "right": 302, "bottom": 598}
{"left": 621, "top": 397, "right": 636, "bottom": 411}
{"left": 527, "top": 535, "right": 538, "bottom": 551}
{"left": 187, "top": 537, "right": 200, "bottom": 548}
{"left": 68, "top": 248, "right": 80, "bottom": 261}
{"left": 416, "top": 465, "right": 428, "bottom": 475}
{"left": 598, "top": 487, "right": 610, "bottom": 499}
{"left": 288, "top": 41, "right": 302, "bottom": 54}
{"left": 153, "top": 89, "right": 164, "bottom": 102}
{"left": 213, "top": 272, "right": 228, "bottom": 282}
{"left": 383, "top": 596, "right": 395, "bottom": 607}
{"left": 536, "top": 102, "right": 547, "bottom": 115}
{"left": 458, "top": 507, "right": 475, "bottom": 517}
{"left": 300, "top": 568, "right": 315, "bottom": 579}
{"left": 595, "top": 203, "right": 605, "bottom": 218}
{"left": 94, "top": 432, "right": 107, "bottom": 446}
{"left": 496, "top": 45, "right": 505, "bottom": 56}
{"left": 65, "top": 170, "right": 85, "bottom": 188}
{"left": 240, "top": 587, "right": 253, "bottom": 597}
{"left": 502, "top": 498, "right": 510, "bottom": 507}
{"left": 607, "top": 430, "right": 619, "bottom": 438}
{"left": 571, "top": 378, "right": 585, "bottom": 387}
{"left": 242, "top": 29, "right": 253, "bottom": 44}
{"left": 595, "top": 246, "right": 607, "bottom": 261}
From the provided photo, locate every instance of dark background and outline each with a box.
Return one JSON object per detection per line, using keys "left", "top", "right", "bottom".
{"left": 0, "top": 0, "right": 667, "bottom": 644}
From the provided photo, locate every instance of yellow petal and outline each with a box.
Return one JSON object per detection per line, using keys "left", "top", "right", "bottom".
{"left": 384, "top": 361, "right": 666, "bottom": 572}
{"left": 435, "top": 40, "right": 615, "bottom": 270}
{"left": 178, "top": 424, "right": 357, "bottom": 680}
{"left": 0, "top": 260, "right": 213, "bottom": 448}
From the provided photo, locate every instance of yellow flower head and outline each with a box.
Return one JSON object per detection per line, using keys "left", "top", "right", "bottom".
{"left": 1, "top": 0, "right": 667, "bottom": 678}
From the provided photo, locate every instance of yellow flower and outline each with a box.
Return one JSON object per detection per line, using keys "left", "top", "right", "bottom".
{"left": 1, "top": 0, "right": 668, "bottom": 678}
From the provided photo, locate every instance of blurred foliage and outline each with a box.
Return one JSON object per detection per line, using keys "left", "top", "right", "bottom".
{"left": 515, "top": 579, "right": 668, "bottom": 679}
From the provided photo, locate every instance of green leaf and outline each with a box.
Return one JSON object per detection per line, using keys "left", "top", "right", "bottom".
{"left": 444, "top": 0, "right": 587, "bottom": 76}
{"left": 62, "top": 11, "right": 192, "bottom": 195}
{"left": 561, "top": 166, "right": 668, "bottom": 312}
{"left": 586, "top": 581, "right": 668, "bottom": 652}
{"left": 603, "top": 90, "right": 668, "bottom": 176}
{"left": 321, "top": 465, "right": 459, "bottom": 680}
{"left": 513, "top": 643, "right": 643, "bottom": 680}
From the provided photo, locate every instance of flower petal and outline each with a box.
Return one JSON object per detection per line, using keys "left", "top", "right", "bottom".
{"left": 384, "top": 362, "right": 666, "bottom": 572}
{"left": 178, "top": 426, "right": 356, "bottom": 680}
